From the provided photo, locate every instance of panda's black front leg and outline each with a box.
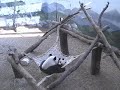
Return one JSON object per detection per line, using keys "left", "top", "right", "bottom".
{"left": 42, "top": 65, "right": 65, "bottom": 75}
{"left": 50, "top": 64, "right": 65, "bottom": 74}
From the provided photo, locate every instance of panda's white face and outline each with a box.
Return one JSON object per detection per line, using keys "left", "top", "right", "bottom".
{"left": 47, "top": 54, "right": 66, "bottom": 66}
{"left": 58, "top": 58, "right": 66, "bottom": 66}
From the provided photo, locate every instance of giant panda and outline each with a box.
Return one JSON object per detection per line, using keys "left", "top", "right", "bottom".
{"left": 40, "top": 54, "right": 66, "bottom": 75}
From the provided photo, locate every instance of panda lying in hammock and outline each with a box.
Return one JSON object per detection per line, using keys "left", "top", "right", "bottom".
{"left": 39, "top": 54, "right": 66, "bottom": 75}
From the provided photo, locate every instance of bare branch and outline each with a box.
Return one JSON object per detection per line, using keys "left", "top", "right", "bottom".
{"left": 98, "top": 2, "right": 109, "bottom": 27}
{"left": 7, "top": 55, "right": 46, "bottom": 90}
{"left": 102, "top": 25, "right": 110, "bottom": 31}
{"left": 24, "top": 29, "right": 56, "bottom": 54}
{"left": 61, "top": 28, "right": 92, "bottom": 44}
{"left": 80, "top": 3, "right": 120, "bottom": 70}
{"left": 61, "top": 25, "right": 94, "bottom": 40}
{"left": 80, "top": 3, "right": 111, "bottom": 49}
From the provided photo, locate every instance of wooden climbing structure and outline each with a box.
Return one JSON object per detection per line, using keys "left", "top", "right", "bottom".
{"left": 7, "top": 2, "right": 120, "bottom": 90}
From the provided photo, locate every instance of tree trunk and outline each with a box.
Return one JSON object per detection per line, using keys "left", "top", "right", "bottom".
{"left": 7, "top": 55, "right": 46, "bottom": 90}
{"left": 59, "top": 29, "right": 69, "bottom": 55}
{"left": 11, "top": 66, "right": 23, "bottom": 78}
{"left": 91, "top": 46, "right": 102, "bottom": 75}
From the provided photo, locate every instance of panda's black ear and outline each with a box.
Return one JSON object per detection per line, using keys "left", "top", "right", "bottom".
{"left": 49, "top": 54, "right": 52, "bottom": 56}
{"left": 53, "top": 57, "right": 56, "bottom": 61}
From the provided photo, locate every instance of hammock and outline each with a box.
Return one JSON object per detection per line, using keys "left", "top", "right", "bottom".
{"left": 24, "top": 25, "right": 83, "bottom": 68}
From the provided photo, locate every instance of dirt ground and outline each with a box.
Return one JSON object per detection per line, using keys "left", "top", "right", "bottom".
{"left": 0, "top": 29, "right": 120, "bottom": 90}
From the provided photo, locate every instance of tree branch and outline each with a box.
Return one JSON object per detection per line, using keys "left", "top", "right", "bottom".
{"left": 61, "top": 28, "right": 92, "bottom": 44}
{"left": 7, "top": 55, "right": 46, "bottom": 90}
{"left": 80, "top": 3, "right": 120, "bottom": 70}
{"left": 98, "top": 2, "right": 109, "bottom": 27}
{"left": 47, "top": 36, "right": 99, "bottom": 89}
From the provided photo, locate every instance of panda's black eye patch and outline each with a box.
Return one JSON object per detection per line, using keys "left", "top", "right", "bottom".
{"left": 49, "top": 54, "right": 52, "bottom": 56}
{"left": 59, "top": 58, "right": 61, "bottom": 60}
{"left": 62, "top": 58, "right": 64, "bottom": 60}
{"left": 53, "top": 57, "right": 56, "bottom": 61}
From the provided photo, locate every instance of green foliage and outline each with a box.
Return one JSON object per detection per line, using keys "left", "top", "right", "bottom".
{"left": 78, "top": 25, "right": 120, "bottom": 49}
{"left": 48, "top": 11, "right": 66, "bottom": 21}
{"left": 78, "top": 25, "right": 96, "bottom": 37}
{"left": 39, "top": 11, "right": 48, "bottom": 21}
{"left": 107, "top": 31, "right": 120, "bottom": 48}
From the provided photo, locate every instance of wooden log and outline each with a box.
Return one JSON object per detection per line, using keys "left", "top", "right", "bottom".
{"left": 8, "top": 47, "right": 23, "bottom": 78}
{"left": 9, "top": 47, "right": 20, "bottom": 64}
{"left": 24, "top": 29, "right": 56, "bottom": 54}
{"left": 11, "top": 66, "right": 23, "bottom": 78}
{"left": 90, "top": 2, "right": 108, "bottom": 76}
{"left": 61, "top": 27, "right": 120, "bottom": 57}
{"left": 91, "top": 46, "right": 102, "bottom": 75}
{"left": 61, "top": 26, "right": 94, "bottom": 40}
{"left": 47, "top": 36, "right": 99, "bottom": 89}
{"left": 7, "top": 55, "right": 45, "bottom": 90}
{"left": 61, "top": 24, "right": 120, "bottom": 57}
{"left": 37, "top": 74, "right": 59, "bottom": 87}
{"left": 59, "top": 29, "right": 69, "bottom": 55}
{"left": 81, "top": 4, "right": 110, "bottom": 49}
{"left": 81, "top": 3, "right": 120, "bottom": 70}
{"left": 61, "top": 28, "right": 92, "bottom": 44}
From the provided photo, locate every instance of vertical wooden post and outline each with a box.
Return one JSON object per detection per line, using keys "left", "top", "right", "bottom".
{"left": 59, "top": 30, "right": 69, "bottom": 55}
{"left": 91, "top": 46, "right": 102, "bottom": 75}
{"left": 12, "top": 66, "right": 23, "bottom": 78}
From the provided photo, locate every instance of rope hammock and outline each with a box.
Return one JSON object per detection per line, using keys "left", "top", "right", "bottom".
{"left": 26, "top": 25, "right": 82, "bottom": 68}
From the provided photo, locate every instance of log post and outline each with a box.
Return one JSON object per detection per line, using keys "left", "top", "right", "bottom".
{"left": 47, "top": 36, "right": 99, "bottom": 89}
{"left": 7, "top": 55, "right": 46, "bottom": 90}
{"left": 91, "top": 46, "right": 102, "bottom": 75}
{"left": 11, "top": 66, "right": 23, "bottom": 78}
{"left": 59, "top": 29, "right": 69, "bottom": 55}
{"left": 81, "top": 3, "right": 120, "bottom": 70}
{"left": 7, "top": 55, "right": 37, "bottom": 89}
{"left": 8, "top": 47, "right": 23, "bottom": 78}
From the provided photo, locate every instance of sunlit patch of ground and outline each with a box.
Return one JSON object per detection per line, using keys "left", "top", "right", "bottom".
{"left": 0, "top": 26, "right": 44, "bottom": 38}
{"left": 0, "top": 26, "right": 43, "bottom": 34}
{"left": 0, "top": 33, "right": 44, "bottom": 38}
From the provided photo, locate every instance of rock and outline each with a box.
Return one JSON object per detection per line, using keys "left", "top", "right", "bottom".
{"left": 20, "top": 57, "right": 30, "bottom": 66}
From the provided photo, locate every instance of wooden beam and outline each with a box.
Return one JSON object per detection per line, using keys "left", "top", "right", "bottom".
{"left": 81, "top": 3, "right": 120, "bottom": 71}
{"left": 8, "top": 47, "right": 23, "bottom": 78}
{"left": 59, "top": 29, "right": 69, "bottom": 55}
{"left": 24, "top": 29, "right": 56, "bottom": 54}
{"left": 61, "top": 28, "right": 92, "bottom": 44}
{"left": 91, "top": 46, "right": 102, "bottom": 75}
{"left": 11, "top": 66, "right": 23, "bottom": 78}
{"left": 90, "top": 2, "right": 108, "bottom": 75}
{"left": 7, "top": 55, "right": 45, "bottom": 90}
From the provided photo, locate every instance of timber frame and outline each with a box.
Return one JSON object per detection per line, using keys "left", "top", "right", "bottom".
{"left": 7, "top": 2, "right": 120, "bottom": 90}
